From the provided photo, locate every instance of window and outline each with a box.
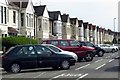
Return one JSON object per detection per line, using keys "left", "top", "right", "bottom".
{"left": 70, "top": 40, "right": 78, "bottom": 46}
{"left": 35, "top": 46, "right": 52, "bottom": 55}
{"left": 26, "top": 15, "right": 29, "bottom": 26}
{"left": 21, "top": 13, "right": 24, "bottom": 26}
{"left": 5, "top": 34, "right": 7, "bottom": 37}
{"left": 1, "top": 6, "right": 3, "bottom": 23}
{"left": 4, "top": 7, "right": 6, "bottom": 24}
{"left": 79, "top": 42, "right": 86, "bottom": 46}
{"left": 13, "top": 11, "right": 16, "bottom": 23}
{"left": 17, "top": 46, "right": 35, "bottom": 56}
{"left": 35, "top": 46, "right": 44, "bottom": 54}
{"left": 86, "top": 42, "right": 94, "bottom": 47}
{"left": 2, "top": 34, "right": 4, "bottom": 37}
{"left": 60, "top": 40, "right": 69, "bottom": 46}
{"left": 50, "top": 40, "right": 58, "bottom": 46}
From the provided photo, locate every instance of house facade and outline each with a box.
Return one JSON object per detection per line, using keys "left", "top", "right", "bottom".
{"left": 61, "top": 14, "right": 71, "bottom": 39}
{"left": 70, "top": 18, "right": 79, "bottom": 40}
{"left": 0, "top": 0, "right": 8, "bottom": 37}
{"left": 83, "top": 22, "right": 89, "bottom": 41}
{"left": 78, "top": 20, "right": 84, "bottom": 41}
{"left": 8, "top": 0, "right": 35, "bottom": 38}
{"left": 34, "top": 5, "right": 49, "bottom": 43}
{"left": 48, "top": 11, "right": 62, "bottom": 39}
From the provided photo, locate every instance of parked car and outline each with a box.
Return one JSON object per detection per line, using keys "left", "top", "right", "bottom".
{"left": 2, "top": 45, "right": 76, "bottom": 73}
{"left": 113, "top": 44, "right": 119, "bottom": 51}
{"left": 41, "top": 44, "right": 78, "bottom": 62}
{"left": 42, "top": 39, "right": 95, "bottom": 62}
{"left": 78, "top": 41, "right": 105, "bottom": 57}
{"left": 97, "top": 44, "right": 116, "bottom": 53}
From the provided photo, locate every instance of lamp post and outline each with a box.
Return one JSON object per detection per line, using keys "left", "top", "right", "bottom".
{"left": 113, "top": 18, "right": 116, "bottom": 33}
{"left": 113, "top": 18, "right": 117, "bottom": 44}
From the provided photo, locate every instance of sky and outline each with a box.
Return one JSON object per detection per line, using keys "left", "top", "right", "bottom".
{"left": 32, "top": 0, "right": 119, "bottom": 32}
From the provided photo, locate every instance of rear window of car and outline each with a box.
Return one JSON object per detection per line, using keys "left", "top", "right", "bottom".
{"left": 2, "top": 47, "right": 15, "bottom": 55}
{"left": 50, "top": 40, "right": 59, "bottom": 46}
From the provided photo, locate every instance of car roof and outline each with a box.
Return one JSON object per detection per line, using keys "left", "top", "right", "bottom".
{"left": 43, "top": 39, "right": 75, "bottom": 41}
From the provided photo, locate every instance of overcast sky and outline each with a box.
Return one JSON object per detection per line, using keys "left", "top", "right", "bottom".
{"left": 32, "top": 0, "right": 119, "bottom": 32}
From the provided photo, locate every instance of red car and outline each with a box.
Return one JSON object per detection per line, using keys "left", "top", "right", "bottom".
{"left": 43, "top": 39, "right": 95, "bottom": 61}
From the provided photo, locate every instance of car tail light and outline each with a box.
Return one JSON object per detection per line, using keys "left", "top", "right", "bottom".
{"left": 1, "top": 55, "right": 8, "bottom": 61}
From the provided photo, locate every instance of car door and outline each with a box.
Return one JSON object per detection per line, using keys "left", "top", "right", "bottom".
{"left": 103, "top": 45, "right": 110, "bottom": 52}
{"left": 17, "top": 46, "right": 38, "bottom": 69}
{"left": 69, "top": 40, "right": 86, "bottom": 57}
{"left": 35, "top": 45, "right": 59, "bottom": 68}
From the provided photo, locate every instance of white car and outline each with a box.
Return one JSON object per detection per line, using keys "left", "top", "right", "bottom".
{"left": 42, "top": 44, "right": 78, "bottom": 62}
{"left": 97, "top": 44, "right": 117, "bottom": 53}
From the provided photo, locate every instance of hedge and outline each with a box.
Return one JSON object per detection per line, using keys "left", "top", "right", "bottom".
{"left": 2, "top": 36, "right": 37, "bottom": 50}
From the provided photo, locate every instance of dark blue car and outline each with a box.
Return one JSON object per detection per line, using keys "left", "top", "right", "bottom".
{"left": 2, "top": 45, "right": 76, "bottom": 73}
{"left": 79, "top": 41, "right": 105, "bottom": 57}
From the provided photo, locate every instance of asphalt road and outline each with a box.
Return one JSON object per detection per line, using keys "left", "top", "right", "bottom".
{"left": 1, "top": 51, "right": 120, "bottom": 80}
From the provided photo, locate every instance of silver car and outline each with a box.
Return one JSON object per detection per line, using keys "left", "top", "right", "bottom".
{"left": 41, "top": 44, "right": 78, "bottom": 62}
{"left": 97, "top": 44, "right": 116, "bottom": 53}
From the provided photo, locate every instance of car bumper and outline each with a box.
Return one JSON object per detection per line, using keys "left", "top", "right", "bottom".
{"left": 69, "top": 59, "right": 76, "bottom": 66}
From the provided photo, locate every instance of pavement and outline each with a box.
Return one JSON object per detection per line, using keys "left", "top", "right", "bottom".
{"left": 1, "top": 51, "right": 120, "bottom": 80}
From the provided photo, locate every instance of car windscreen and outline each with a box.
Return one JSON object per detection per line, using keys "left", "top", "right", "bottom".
{"left": 45, "top": 46, "right": 62, "bottom": 52}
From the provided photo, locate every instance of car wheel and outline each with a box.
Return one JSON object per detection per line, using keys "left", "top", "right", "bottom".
{"left": 112, "top": 49, "right": 115, "bottom": 53}
{"left": 84, "top": 52, "right": 93, "bottom": 62}
{"left": 60, "top": 60, "right": 70, "bottom": 70}
{"left": 97, "top": 50, "right": 104, "bottom": 57}
{"left": 10, "top": 63, "right": 21, "bottom": 73}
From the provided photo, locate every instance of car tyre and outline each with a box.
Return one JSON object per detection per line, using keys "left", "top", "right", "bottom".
{"left": 84, "top": 52, "right": 93, "bottom": 62}
{"left": 10, "top": 63, "right": 21, "bottom": 73}
{"left": 60, "top": 60, "right": 70, "bottom": 70}
{"left": 112, "top": 49, "right": 115, "bottom": 53}
{"left": 97, "top": 50, "right": 104, "bottom": 57}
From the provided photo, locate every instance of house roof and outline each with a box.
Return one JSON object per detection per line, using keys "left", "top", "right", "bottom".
{"left": 61, "top": 14, "right": 69, "bottom": 22}
{"left": 83, "top": 22, "right": 88, "bottom": 29}
{"left": 89, "top": 24, "right": 92, "bottom": 30}
{"left": 70, "top": 18, "right": 77, "bottom": 24}
{"left": 8, "top": 0, "right": 29, "bottom": 8}
{"left": 48, "top": 11, "right": 61, "bottom": 21}
{"left": 78, "top": 20, "right": 83, "bottom": 27}
{"left": 34, "top": 5, "right": 46, "bottom": 16}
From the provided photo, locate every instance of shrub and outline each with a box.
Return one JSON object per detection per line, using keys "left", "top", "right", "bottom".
{"left": 104, "top": 41, "right": 112, "bottom": 44}
{"left": 2, "top": 36, "right": 37, "bottom": 50}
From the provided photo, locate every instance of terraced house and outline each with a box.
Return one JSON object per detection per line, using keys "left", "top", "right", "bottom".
{"left": 34, "top": 5, "right": 49, "bottom": 43}
{"left": 70, "top": 18, "right": 79, "bottom": 40}
{"left": 48, "top": 11, "right": 62, "bottom": 39}
{"left": 0, "top": 0, "right": 8, "bottom": 37}
{"left": 0, "top": 0, "right": 118, "bottom": 44}
{"left": 61, "top": 14, "right": 71, "bottom": 39}
{"left": 78, "top": 20, "right": 84, "bottom": 41}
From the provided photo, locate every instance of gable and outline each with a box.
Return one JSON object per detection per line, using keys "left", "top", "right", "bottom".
{"left": 0, "top": 0, "right": 7, "bottom": 7}
{"left": 43, "top": 7, "right": 49, "bottom": 18}
{"left": 58, "top": 14, "right": 61, "bottom": 21}
{"left": 26, "top": 0, "right": 34, "bottom": 14}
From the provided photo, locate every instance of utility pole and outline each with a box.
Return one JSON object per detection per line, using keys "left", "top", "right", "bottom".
{"left": 18, "top": 1, "right": 22, "bottom": 35}
{"left": 113, "top": 18, "right": 116, "bottom": 44}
